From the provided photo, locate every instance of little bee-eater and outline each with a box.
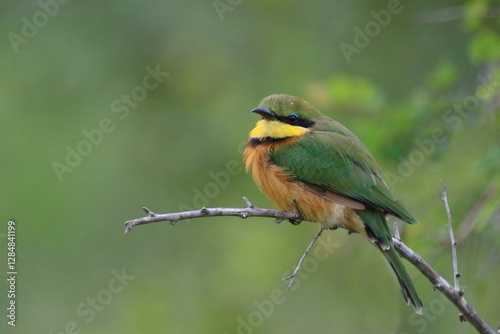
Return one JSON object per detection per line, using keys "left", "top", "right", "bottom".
{"left": 244, "top": 94, "right": 423, "bottom": 314}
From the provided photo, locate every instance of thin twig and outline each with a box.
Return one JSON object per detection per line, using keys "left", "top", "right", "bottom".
{"left": 123, "top": 197, "right": 302, "bottom": 235}
{"left": 123, "top": 198, "right": 496, "bottom": 334}
{"left": 441, "top": 180, "right": 461, "bottom": 292}
{"left": 393, "top": 221, "right": 401, "bottom": 241}
{"left": 282, "top": 227, "right": 326, "bottom": 288}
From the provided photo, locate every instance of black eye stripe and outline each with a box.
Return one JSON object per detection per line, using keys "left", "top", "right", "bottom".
{"left": 277, "top": 114, "right": 315, "bottom": 128}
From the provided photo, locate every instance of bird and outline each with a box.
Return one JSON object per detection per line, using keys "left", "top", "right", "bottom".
{"left": 243, "top": 94, "right": 423, "bottom": 314}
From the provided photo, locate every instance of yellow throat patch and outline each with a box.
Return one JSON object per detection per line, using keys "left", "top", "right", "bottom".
{"left": 249, "top": 120, "right": 309, "bottom": 139}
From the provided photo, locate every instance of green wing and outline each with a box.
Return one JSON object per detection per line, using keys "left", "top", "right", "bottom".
{"left": 271, "top": 131, "right": 416, "bottom": 224}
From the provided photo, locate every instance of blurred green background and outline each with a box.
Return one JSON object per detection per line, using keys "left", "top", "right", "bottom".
{"left": 1, "top": 0, "right": 499, "bottom": 333}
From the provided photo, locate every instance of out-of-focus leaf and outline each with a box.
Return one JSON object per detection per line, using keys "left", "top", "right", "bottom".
{"left": 464, "top": 0, "right": 489, "bottom": 30}
{"left": 327, "top": 75, "right": 384, "bottom": 112}
{"left": 427, "top": 59, "right": 458, "bottom": 90}
{"left": 468, "top": 29, "right": 500, "bottom": 64}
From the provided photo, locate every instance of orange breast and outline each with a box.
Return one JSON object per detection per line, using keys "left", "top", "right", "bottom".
{"left": 244, "top": 139, "right": 365, "bottom": 234}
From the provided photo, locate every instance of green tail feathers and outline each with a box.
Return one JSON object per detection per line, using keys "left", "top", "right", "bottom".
{"left": 357, "top": 209, "right": 422, "bottom": 313}
{"left": 382, "top": 246, "right": 423, "bottom": 314}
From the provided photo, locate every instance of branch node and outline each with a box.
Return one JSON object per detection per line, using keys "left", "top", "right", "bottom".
{"left": 242, "top": 197, "right": 255, "bottom": 209}
{"left": 200, "top": 207, "right": 209, "bottom": 216}
{"left": 142, "top": 206, "right": 156, "bottom": 217}
{"left": 459, "top": 314, "right": 467, "bottom": 323}
{"left": 241, "top": 211, "right": 248, "bottom": 219}
{"left": 458, "top": 289, "right": 465, "bottom": 297}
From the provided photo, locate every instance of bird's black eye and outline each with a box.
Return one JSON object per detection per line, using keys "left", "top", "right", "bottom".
{"left": 288, "top": 112, "right": 300, "bottom": 124}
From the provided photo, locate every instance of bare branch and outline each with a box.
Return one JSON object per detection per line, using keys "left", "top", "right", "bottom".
{"left": 393, "top": 239, "right": 495, "bottom": 334}
{"left": 123, "top": 198, "right": 302, "bottom": 235}
{"left": 441, "top": 180, "right": 461, "bottom": 292}
{"left": 282, "top": 227, "right": 326, "bottom": 288}
{"left": 123, "top": 198, "right": 496, "bottom": 334}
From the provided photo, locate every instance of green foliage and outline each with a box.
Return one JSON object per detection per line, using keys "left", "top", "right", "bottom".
{"left": 427, "top": 59, "right": 459, "bottom": 90}
{"left": 327, "top": 75, "right": 384, "bottom": 112}
{"left": 469, "top": 28, "right": 500, "bottom": 63}
{"left": 464, "top": 0, "right": 492, "bottom": 30}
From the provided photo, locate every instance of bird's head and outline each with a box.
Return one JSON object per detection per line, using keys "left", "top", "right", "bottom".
{"left": 249, "top": 94, "right": 322, "bottom": 141}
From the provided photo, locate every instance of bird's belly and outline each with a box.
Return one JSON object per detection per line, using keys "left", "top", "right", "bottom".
{"left": 246, "top": 152, "right": 341, "bottom": 229}
{"left": 262, "top": 171, "right": 367, "bottom": 235}
{"left": 244, "top": 142, "right": 366, "bottom": 233}
{"left": 263, "top": 170, "right": 346, "bottom": 228}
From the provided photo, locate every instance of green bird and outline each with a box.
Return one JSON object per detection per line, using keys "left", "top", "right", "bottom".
{"left": 244, "top": 94, "right": 423, "bottom": 313}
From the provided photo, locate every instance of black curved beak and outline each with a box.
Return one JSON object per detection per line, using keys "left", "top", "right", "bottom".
{"left": 250, "top": 107, "right": 277, "bottom": 121}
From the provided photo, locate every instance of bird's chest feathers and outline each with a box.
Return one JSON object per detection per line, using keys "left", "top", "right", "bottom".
{"left": 244, "top": 142, "right": 295, "bottom": 210}
{"left": 244, "top": 141, "right": 347, "bottom": 227}
{"left": 249, "top": 120, "right": 309, "bottom": 139}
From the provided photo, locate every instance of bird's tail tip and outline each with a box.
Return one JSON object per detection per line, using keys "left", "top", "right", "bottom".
{"left": 384, "top": 247, "right": 423, "bottom": 314}
{"left": 403, "top": 288, "right": 423, "bottom": 314}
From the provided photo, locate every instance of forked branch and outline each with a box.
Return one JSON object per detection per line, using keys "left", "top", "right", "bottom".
{"left": 123, "top": 197, "right": 496, "bottom": 334}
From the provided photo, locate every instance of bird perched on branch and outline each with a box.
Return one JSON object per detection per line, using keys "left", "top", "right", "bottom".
{"left": 244, "top": 94, "right": 423, "bottom": 314}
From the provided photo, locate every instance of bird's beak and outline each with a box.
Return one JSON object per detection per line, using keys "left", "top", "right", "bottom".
{"left": 250, "top": 107, "right": 277, "bottom": 121}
